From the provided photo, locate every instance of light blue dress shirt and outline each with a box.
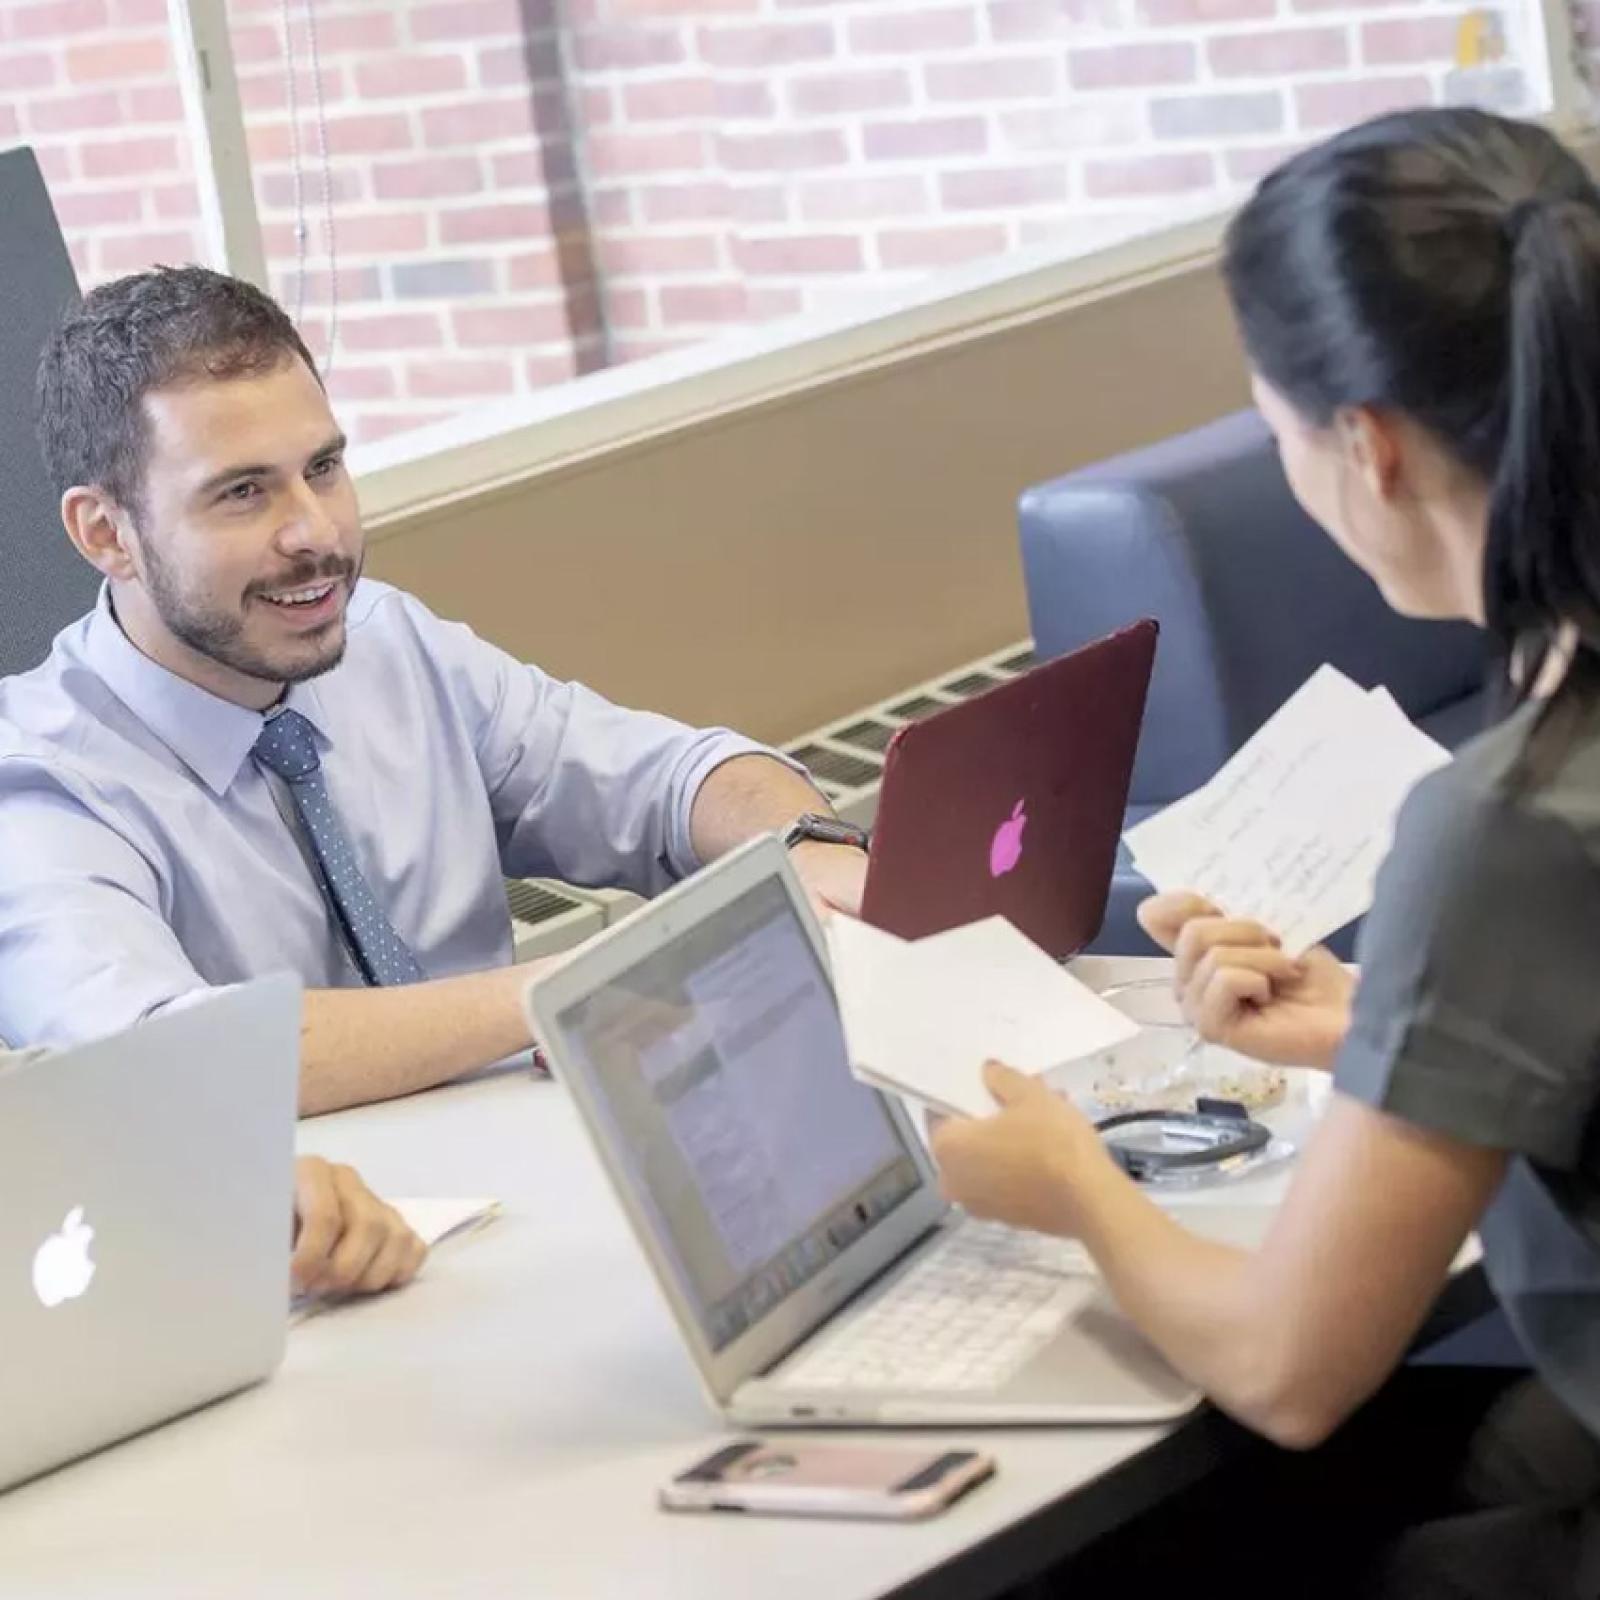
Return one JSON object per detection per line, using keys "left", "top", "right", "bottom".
{"left": 0, "top": 580, "right": 785, "bottom": 1050}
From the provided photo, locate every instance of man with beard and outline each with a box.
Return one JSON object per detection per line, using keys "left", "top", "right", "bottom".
{"left": 0, "top": 267, "right": 866, "bottom": 1113}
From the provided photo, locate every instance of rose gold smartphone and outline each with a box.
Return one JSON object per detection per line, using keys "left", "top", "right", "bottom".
{"left": 659, "top": 1440, "right": 996, "bottom": 1521}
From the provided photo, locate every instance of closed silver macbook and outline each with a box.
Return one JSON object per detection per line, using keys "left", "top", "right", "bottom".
{"left": 527, "top": 837, "right": 1199, "bottom": 1426}
{"left": 0, "top": 975, "right": 301, "bottom": 1492}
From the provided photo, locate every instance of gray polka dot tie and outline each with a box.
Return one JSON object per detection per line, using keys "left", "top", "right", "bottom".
{"left": 252, "top": 708, "right": 426, "bottom": 987}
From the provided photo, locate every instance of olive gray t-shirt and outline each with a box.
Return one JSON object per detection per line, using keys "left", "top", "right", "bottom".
{"left": 1336, "top": 695, "right": 1600, "bottom": 1437}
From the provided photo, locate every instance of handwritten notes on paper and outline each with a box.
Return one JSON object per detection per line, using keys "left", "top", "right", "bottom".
{"left": 1123, "top": 666, "right": 1451, "bottom": 954}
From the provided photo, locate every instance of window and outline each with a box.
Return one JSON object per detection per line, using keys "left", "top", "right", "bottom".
{"left": 6, "top": 0, "right": 205, "bottom": 286}
{"left": 1, "top": 0, "right": 1579, "bottom": 451}
{"left": 229, "top": 0, "right": 603, "bottom": 443}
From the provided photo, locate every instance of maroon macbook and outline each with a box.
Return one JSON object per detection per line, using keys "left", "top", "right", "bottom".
{"left": 859, "top": 619, "right": 1158, "bottom": 957}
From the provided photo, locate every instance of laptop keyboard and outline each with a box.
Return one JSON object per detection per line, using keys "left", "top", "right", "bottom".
{"left": 772, "top": 1222, "right": 1097, "bottom": 1394}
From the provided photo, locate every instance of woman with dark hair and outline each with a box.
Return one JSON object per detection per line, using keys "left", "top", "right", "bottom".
{"left": 931, "top": 107, "right": 1600, "bottom": 1596}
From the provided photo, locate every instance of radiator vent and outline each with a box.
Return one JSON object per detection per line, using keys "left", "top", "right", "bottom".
{"left": 885, "top": 693, "right": 945, "bottom": 722}
{"left": 786, "top": 743, "right": 883, "bottom": 791}
{"left": 942, "top": 670, "right": 1006, "bottom": 699}
{"left": 782, "top": 638, "right": 1034, "bottom": 827}
{"left": 831, "top": 718, "right": 896, "bottom": 754}
{"left": 506, "top": 880, "right": 587, "bottom": 926}
{"left": 503, "top": 879, "right": 640, "bottom": 965}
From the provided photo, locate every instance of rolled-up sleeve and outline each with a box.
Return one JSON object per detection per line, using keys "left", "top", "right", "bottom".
{"left": 0, "top": 762, "right": 211, "bottom": 1049}
{"left": 410, "top": 599, "right": 795, "bottom": 894}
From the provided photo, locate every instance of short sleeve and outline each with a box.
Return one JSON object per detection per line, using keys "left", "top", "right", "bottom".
{"left": 1334, "top": 769, "right": 1600, "bottom": 1170}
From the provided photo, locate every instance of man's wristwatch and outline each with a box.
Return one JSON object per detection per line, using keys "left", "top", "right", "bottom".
{"left": 782, "top": 812, "right": 871, "bottom": 853}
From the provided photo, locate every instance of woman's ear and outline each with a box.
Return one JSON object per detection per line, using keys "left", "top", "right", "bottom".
{"left": 1336, "top": 406, "right": 1406, "bottom": 502}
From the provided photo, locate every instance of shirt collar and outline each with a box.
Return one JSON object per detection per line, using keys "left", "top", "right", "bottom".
{"left": 83, "top": 586, "right": 335, "bottom": 796}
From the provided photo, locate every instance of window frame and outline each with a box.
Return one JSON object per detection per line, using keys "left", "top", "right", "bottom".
{"left": 168, "top": 0, "right": 268, "bottom": 291}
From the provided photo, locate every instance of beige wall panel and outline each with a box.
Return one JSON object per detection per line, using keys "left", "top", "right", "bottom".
{"left": 366, "top": 259, "right": 1248, "bottom": 743}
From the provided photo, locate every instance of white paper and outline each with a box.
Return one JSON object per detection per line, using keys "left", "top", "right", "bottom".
{"left": 391, "top": 1196, "right": 502, "bottom": 1247}
{"left": 826, "top": 915, "right": 1140, "bottom": 1119}
{"left": 1124, "top": 666, "right": 1450, "bottom": 954}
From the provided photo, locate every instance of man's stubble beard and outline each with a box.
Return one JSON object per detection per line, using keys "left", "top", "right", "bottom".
{"left": 140, "top": 535, "right": 361, "bottom": 686}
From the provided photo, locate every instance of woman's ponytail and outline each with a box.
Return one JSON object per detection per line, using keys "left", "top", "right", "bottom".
{"left": 1484, "top": 198, "right": 1600, "bottom": 679}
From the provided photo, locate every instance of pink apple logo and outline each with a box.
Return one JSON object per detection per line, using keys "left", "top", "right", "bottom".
{"left": 989, "top": 799, "right": 1028, "bottom": 878}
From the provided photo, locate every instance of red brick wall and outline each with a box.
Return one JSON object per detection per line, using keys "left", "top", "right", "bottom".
{"left": 1, "top": 0, "right": 1530, "bottom": 443}
{"left": 567, "top": 0, "right": 1529, "bottom": 361}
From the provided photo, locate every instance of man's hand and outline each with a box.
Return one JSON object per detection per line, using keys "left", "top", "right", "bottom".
{"left": 1137, "top": 892, "right": 1355, "bottom": 1070}
{"left": 291, "top": 1156, "right": 427, "bottom": 1299}
{"left": 789, "top": 839, "right": 868, "bottom": 918}
{"left": 930, "top": 1062, "right": 1115, "bottom": 1236}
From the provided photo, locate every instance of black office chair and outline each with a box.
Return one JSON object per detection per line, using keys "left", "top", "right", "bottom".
{"left": 0, "top": 146, "right": 100, "bottom": 677}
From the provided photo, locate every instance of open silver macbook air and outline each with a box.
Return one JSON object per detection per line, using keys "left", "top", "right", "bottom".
{"left": 526, "top": 837, "right": 1198, "bottom": 1427}
{"left": 0, "top": 975, "right": 302, "bottom": 1493}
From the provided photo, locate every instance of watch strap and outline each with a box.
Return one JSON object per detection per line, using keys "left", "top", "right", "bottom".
{"left": 782, "top": 812, "right": 870, "bottom": 852}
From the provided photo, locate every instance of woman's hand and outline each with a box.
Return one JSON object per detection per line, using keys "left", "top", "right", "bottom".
{"left": 1137, "top": 892, "right": 1355, "bottom": 1069}
{"left": 929, "top": 1062, "right": 1117, "bottom": 1236}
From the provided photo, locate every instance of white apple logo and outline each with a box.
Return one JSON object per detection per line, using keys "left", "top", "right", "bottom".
{"left": 32, "top": 1207, "right": 97, "bottom": 1309}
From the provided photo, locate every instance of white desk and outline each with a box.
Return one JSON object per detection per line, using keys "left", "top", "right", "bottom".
{"left": 0, "top": 963, "right": 1488, "bottom": 1599}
